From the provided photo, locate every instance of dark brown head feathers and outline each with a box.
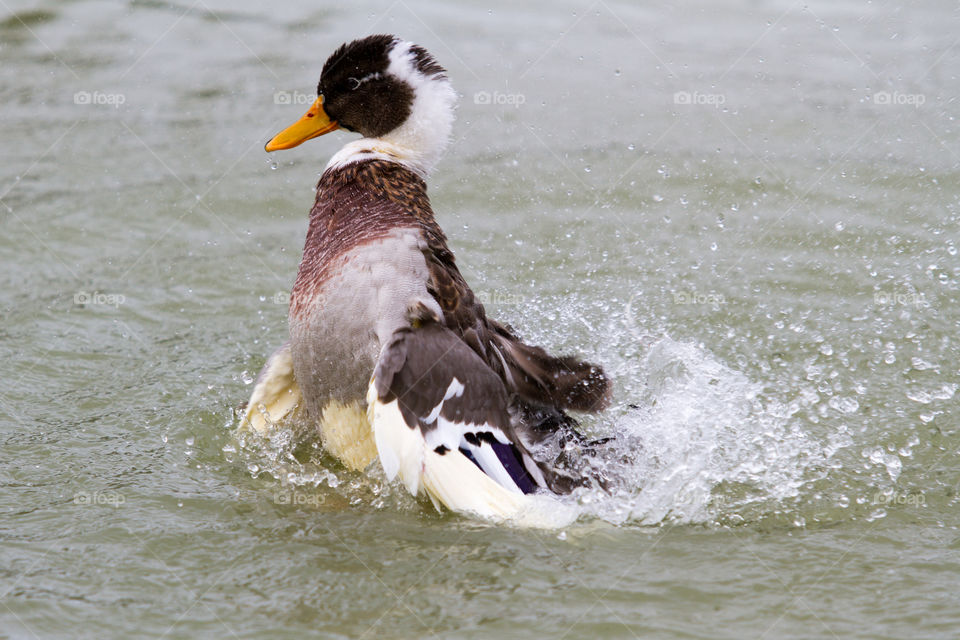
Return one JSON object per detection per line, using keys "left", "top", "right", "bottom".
{"left": 315, "top": 34, "right": 446, "bottom": 138}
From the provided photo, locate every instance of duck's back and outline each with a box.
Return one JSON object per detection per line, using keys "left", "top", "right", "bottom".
{"left": 288, "top": 160, "right": 443, "bottom": 418}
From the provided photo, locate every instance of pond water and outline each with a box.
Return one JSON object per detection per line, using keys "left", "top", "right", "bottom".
{"left": 1, "top": 0, "right": 958, "bottom": 637}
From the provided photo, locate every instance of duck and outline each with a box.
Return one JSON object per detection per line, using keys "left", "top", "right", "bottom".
{"left": 242, "top": 34, "right": 609, "bottom": 525}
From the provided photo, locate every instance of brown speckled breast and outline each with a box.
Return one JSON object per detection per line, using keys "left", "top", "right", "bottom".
{"left": 290, "top": 159, "right": 445, "bottom": 315}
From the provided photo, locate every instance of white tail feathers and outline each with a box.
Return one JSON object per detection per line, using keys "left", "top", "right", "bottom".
{"left": 367, "top": 383, "right": 425, "bottom": 495}
{"left": 420, "top": 445, "right": 530, "bottom": 518}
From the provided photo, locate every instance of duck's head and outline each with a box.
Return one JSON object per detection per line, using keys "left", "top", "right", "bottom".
{"left": 266, "top": 34, "right": 457, "bottom": 175}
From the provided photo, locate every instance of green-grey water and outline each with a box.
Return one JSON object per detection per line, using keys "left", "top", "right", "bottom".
{"left": 2, "top": 0, "right": 959, "bottom": 638}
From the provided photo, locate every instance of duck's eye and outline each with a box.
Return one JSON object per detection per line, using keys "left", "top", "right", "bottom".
{"left": 347, "top": 77, "right": 361, "bottom": 90}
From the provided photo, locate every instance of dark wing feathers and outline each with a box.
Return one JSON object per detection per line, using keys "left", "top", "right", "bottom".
{"left": 423, "top": 244, "right": 611, "bottom": 412}
{"left": 493, "top": 337, "right": 610, "bottom": 412}
{"left": 373, "top": 321, "right": 576, "bottom": 493}
{"left": 374, "top": 321, "right": 510, "bottom": 431}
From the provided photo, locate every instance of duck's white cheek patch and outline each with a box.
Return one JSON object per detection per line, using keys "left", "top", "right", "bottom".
{"left": 379, "top": 41, "right": 458, "bottom": 173}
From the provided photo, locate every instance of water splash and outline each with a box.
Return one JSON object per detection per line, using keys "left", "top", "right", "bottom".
{"left": 231, "top": 413, "right": 405, "bottom": 513}
{"left": 230, "top": 335, "right": 841, "bottom": 528}
{"left": 565, "top": 338, "right": 835, "bottom": 526}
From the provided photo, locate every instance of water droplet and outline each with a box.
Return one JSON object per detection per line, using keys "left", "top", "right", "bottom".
{"left": 627, "top": 143, "right": 635, "bottom": 151}
{"left": 835, "top": 221, "right": 844, "bottom": 231}
{"left": 268, "top": 158, "right": 278, "bottom": 170}
{"left": 828, "top": 396, "right": 858, "bottom": 414}
{"left": 933, "top": 384, "right": 958, "bottom": 400}
{"left": 710, "top": 242, "right": 718, "bottom": 251}
{"left": 652, "top": 194, "right": 663, "bottom": 202}
{"left": 865, "top": 508, "right": 886, "bottom": 522}
{"left": 185, "top": 436, "right": 195, "bottom": 446}
{"left": 583, "top": 166, "right": 591, "bottom": 173}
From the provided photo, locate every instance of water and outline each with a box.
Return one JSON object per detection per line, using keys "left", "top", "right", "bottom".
{"left": 2, "top": 0, "right": 959, "bottom": 637}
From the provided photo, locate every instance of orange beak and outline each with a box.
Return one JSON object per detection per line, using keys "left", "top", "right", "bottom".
{"left": 265, "top": 97, "right": 339, "bottom": 152}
